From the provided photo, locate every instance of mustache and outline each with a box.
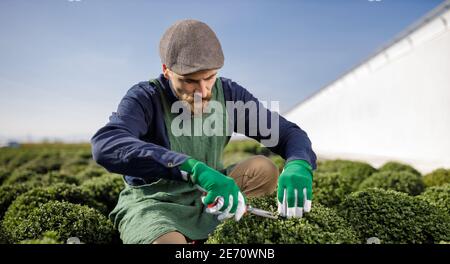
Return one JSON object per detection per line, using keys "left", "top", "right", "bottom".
{"left": 183, "top": 93, "right": 212, "bottom": 104}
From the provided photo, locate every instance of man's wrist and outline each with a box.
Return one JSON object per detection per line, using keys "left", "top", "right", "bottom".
{"left": 180, "top": 157, "right": 199, "bottom": 174}
{"left": 286, "top": 159, "right": 312, "bottom": 169}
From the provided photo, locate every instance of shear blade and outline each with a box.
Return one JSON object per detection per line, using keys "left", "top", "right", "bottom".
{"left": 247, "top": 206, "right": 277, "bottom": 219}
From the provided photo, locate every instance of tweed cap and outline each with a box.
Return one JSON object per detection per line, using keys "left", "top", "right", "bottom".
{"left": 159, "top": 19, "right": 224, "bottom": 75}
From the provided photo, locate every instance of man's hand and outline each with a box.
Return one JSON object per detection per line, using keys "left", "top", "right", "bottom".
{"left": 181, "top": 158, "right": 246, "bottom": 221}
{"left": 277, "top": 159, "right": 313, "bottom": 218}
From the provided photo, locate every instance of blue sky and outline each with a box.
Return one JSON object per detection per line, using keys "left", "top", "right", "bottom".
{"left": 0, "top": 0, "right": 444, "bottom": 142}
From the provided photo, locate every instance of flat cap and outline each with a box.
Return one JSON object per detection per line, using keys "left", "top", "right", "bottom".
{"left": 159, "top": 19, "right": 224, "bottom": 75}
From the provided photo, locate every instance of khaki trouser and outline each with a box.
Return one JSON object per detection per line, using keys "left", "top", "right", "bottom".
{"left": 153, "top": 155, "right": 279, "bottom": 244}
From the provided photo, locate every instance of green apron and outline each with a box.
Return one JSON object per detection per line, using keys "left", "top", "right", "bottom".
{"left": 109, "top": 77, "right": 230, "bottom": 244}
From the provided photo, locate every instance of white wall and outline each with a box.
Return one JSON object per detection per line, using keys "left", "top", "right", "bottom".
{"left": 285, "top": 8, "right": 450, "bottom": 174}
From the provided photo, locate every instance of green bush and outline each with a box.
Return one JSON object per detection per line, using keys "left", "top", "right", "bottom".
{"left": 19, "top": 152, "right": 63, "bottom": 174}
{"left": 2, "top": 183, "right": 107, "bottom": 238}
{"left": 207, "top": 192, "right": 359, "bottom": 244}
{"left": 316, "top": 159, "right": 376, "bottom": 190}
{"left": 423, "top": 169, "right": 450, "bottom": 187}
{"left": 81, "top": 173, "right": 124, "bottom": 212}
{"left": 0, "top": 150, "right": 15, "bottom": 167}
{"left": 313, "top": 172, "right": 353, "bottom": 208}
{"left": 75, "top": 166, "right": 109, "bottom": 182}
{"left": 18, "top": 231, "right": 62, "bottom": 244}
{"left": 0, "top": 183, "right": 32, "bottom": 219}
{"left": 4, "top": 151, "right": 36, "bottom": 170}
{"left": 59, "top": 155, "right": 90, "bottom": 175}
{"left": 3, "top": 169, "right": 80, "bottom": 187}
{"left": 3, "top": 169, "right": 41, "bottom": 185}
{"left": 358, "top": 171, "right": 425, "bottom": 195}
{"left": 379, "top": 161, "right": 421, "bottom": 176}
{"left": 5, "top": 200, "right": 115, "bottom": 244}
{"left": 340, "top": 188, "right": 450, "bottom": 244}
{"left": 419, "top": 184, "right": 450, "bottom": 214}
{"left": 0, "top": 224, "right": 8, "bottom": 244}
{"left": 43, "top": 171, "right": 80, "bottom": 185}
{"left": 75, "top": 149, "right": 93, "bottom": 160}
{"left": 0, "top": 166, "right": 9, "bottom": 185}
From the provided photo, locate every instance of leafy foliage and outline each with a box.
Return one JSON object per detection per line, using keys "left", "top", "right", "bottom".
{"left": 207, "top": 192, "right": 359, "bottom": 244}
{"left": 315, "top": 159, "right": 376, "bottom": 190}
{"left": 359, "top": 171, "right": 425, "bottom": 195}
{"left": 419, "top": 184, "right": 450, "bottom": 214}
{"left": 18, "top": 231, "right": 62, "bottom": 244}
{"left": 0, "top": 166, "right": 9, "bottom": 185}
{"left": 81, "top": 173, "right": 124, "bottom": 213}
{"left": 423, "top": 169, "right": 450, "bottom": 188}
{"left": 313, "top": 172, "right": 353, "bottom": 208}
{"left": 340, "top": 188, "right": 450, "bottom": 244}
{"left": 3, "top": 169, "right": 80, "bottom": 187}
{"left": 2, "top": 183, "right": 107, "bottom": 241}
{"left": 378, "top": 161, "right": 421, "bottom": 176}
{"left": 1, "top": 142, "right": 449, "bottom": 245}
{"left": 0, "top": 183, "right": 32, "bottom": 219}
{"left": 5, "top": 200, "right": 115, "bottom": 244}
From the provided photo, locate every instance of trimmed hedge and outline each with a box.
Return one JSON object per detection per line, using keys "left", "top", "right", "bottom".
{"left": 18, "top": 231, "right": 62, "bottom": 244}
{"left": 313, "top": 172, "right": 353, "bottom": 208}
{"left": 0, "top": 224, "right": 8, "bottom": 244}
{"left": 59, "top": 156, "right": 90, "bottom": 176}
{"left": 423, "top": 169, "right": 450, "bottom": 188}
{"left": 0, "top": 166, "right": 9, "bottom": 185}
{"left": 5, "top": 200, "right": 115, "bottom": 244}
{"left": 81, "top": 173, "right": 124, "bottom": 212}
{"left": 3, "top": 169, "right": 80, "bottom": 187}
{"left": 3, "top": 169, "right": 40, "bottom": 185}
{"left": 358, "top": 171, "right": 425, "bottom": 195}
{"left": 206, "top": 192, "right": 359, "bottom": 244}
{"left": 379, "top": 161, "right": 421, "bottom": 176}
{"left": 75, "top": 166, "right": 109, "bottom": 182}
{"left": 340, "top": 188, "right": 450, "bottom": 244}
{"left": 316, "top": 159, "right": 376, "bottom": 190}
{"left": 0, "top": 183, "right": 32, "bottom": 219}
{"left": 419, "top": 184, "right": 450, "bottom": 214}
{"left": 4, "top": 151, "right": 36, "bottom": 170}
{"left": 2, "top": 183, "right": 107, "bottom": 240}
{"left": 19, "top": 152, "right": 63, "bottom": 174}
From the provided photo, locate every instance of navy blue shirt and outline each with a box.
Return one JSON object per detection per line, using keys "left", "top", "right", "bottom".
{"left": 91, "top": 74, "right": 317, "bottom": 186}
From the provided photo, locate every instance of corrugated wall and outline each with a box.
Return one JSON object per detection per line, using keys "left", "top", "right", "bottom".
{"left": 285, "top": 5, "right": 450, "bottom": 173}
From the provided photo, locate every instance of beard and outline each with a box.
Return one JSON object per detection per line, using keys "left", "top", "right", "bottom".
{"left": 179, "top": 92, "right": 212, "bottom": 116}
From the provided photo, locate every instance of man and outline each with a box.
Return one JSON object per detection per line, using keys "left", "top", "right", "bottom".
{"left": 91, "top": 19, "right": 317, "bottom": 244}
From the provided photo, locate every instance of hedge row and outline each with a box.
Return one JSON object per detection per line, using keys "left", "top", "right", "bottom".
{"left": 419, "top": 184, "right": 450, "bottom": 214}
{"left": 1, "top": 143, "right": 449, "bottom": 244}
{"left": 207, "top": 192, "right": 359, "bottom": 244}
{"left": 340, "top": 188, "right": 450, "bottom": 243}
{"left": 9, "top": 201, "right": 115, "bottom": 244}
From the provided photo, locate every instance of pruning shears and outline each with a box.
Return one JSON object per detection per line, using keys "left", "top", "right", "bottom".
{"left": 245, "top": 205, "right": 278, "bottom": 219}
{"left": 195, "top": 184, "right": 278, "bottom": 219}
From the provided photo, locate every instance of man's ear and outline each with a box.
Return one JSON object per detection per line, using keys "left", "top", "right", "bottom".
{"left": 162, "top": 64, "right": 170, "bottom": 79}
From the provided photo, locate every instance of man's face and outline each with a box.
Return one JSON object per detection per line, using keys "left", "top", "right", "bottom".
{"left": 163, "top": 65, "right": 217, "bottom": 115}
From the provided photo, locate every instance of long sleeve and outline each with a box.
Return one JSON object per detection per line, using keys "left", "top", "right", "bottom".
{"left": 90, "top": 81, "right": 189, "bottom": 182}
{"left": 223, "top": 78, "right": 317, "bottom": 170}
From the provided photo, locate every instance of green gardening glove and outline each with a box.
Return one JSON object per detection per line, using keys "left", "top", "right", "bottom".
{"left": 180, "top": 158, "right": 247, "bottom": 221}
{"left": 277, "top": 159, "right": 313, "bottom": 218}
